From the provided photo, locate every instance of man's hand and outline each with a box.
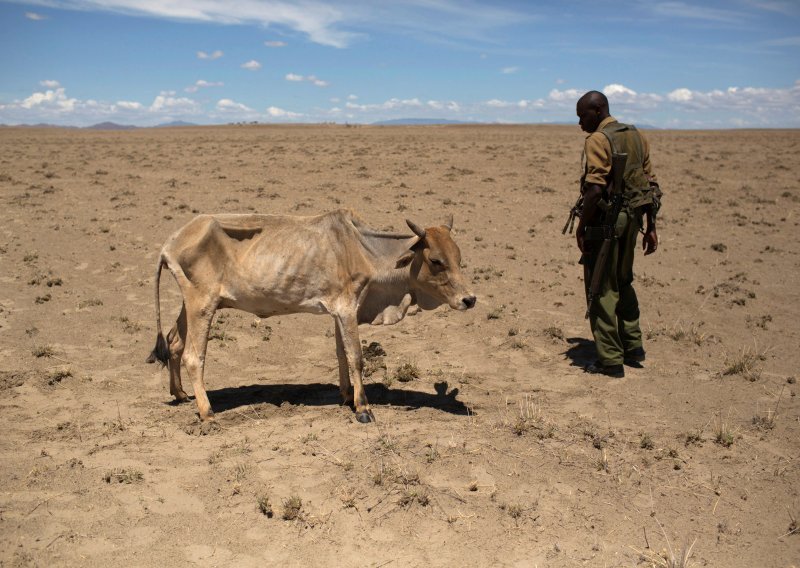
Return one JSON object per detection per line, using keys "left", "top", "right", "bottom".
{"left": 642, "top": 227, "right": 658, "bottom": 255}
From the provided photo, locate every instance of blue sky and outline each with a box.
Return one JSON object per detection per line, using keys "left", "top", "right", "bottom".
{"left": 1, "top": 0, "right": 798, "bottom": 127}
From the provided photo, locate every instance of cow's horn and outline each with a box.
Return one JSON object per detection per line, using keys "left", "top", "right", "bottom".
{"left": 443, "top": 213, "right": 453, "bottom": 231}
{"left": 406, "top": 219, "right": 426, "bottom": 239}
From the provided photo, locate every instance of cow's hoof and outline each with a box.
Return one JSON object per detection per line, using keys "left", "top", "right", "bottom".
{"left": 173, "top": 392, "right": 190, "bottom": 403}
{"left": 356, "top": 411, "right": 373, "bottom": 424}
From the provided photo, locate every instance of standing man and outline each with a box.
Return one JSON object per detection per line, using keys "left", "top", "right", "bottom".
{"left": 573, "top": 91, "right": 661, "bottom": 378}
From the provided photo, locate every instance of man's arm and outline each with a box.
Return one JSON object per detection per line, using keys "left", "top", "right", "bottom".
{"left": 641, "top": 202, "right": 658, "bottom": 255}
{"left": 576, "top": 133, "right": 611, "bottom": 253}
{"left": 576, "top": 183, "right": 603, "bottom": 253}
{"left": 640, "top": 132, "right": 659, "bottom": 255}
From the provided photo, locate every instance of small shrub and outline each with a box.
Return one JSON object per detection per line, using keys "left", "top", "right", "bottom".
{"left": 714, "top": 416, "right": 736, "bottom": 448}
{"left": 47, "top": 368, "right": 72, "bottom": 386}
{"left": 281, "top": 496, "right": 302, "bottom": 521}
{"left": 104, "top": 468, "right": 143, "bottom": 484}
{"left": 394, "top": 361, "right": 420, "bottom": 383}
{"left": 257, "top": 495, "right": 273, "bottom": 517}
{"left": 32, "top": 345, "right": 55, "bottom": 358}
{"left": 542, "top": 325, "right": 564, "bottom": 341}
{"left": 722, "top": 347, "right": 765, "bottom": 381}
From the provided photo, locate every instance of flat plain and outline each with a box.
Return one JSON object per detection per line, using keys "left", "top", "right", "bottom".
{"left": 0, "top": 124, "right": 798, "bottom": 567}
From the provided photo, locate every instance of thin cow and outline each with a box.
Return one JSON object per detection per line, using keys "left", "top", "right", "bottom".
{"left": 146, "top": 209, "right": 476, "bottom": 423}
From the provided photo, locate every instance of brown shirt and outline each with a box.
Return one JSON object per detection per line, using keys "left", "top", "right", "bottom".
{"left": 582, "top": 116, "right": 657, "bottom": 188}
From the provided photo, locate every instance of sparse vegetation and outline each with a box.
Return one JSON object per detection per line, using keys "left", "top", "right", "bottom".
{"left": 393, "top": 361, "right": 420, "bottom": 383}
{"left": 103, "top": 468, "right": 143, "bottom": 484}
{"left": 257, "top": 494, "right": 274, "bottom": 517}
{"left": 32, "top": 345, "right": 55, "bottom": 358}
{"left": 542, "top": 324, "right": 564, "bottom": 341}
{"left": 722, "top": 346, "right": 766, "bottom": 381}
{"left": 46, "top": 368, "right": 72, "bottom": 386}
{"left": 713, "top": 415, "right": 736, "bottom": 448}
{"left": 281, "top": 496, "right": 303, "bottom": 521}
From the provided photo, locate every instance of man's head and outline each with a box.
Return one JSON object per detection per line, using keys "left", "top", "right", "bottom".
{"left": 576, "top": 91, "right": 610, "bottom": 133}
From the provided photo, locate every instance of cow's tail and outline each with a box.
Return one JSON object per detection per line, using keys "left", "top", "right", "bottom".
{"left": 145, "top": 254, "right": 170, "bottom": 366}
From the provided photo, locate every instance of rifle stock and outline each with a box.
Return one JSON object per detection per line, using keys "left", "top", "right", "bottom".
{"left": 585, "top": 152, "right": 627, "bottom": 319}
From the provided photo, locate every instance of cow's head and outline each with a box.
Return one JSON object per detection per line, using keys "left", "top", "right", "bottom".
{"left": 396, "top": 215, "right": 477, "bottom": 311}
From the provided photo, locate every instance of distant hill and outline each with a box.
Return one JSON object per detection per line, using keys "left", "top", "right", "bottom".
{"left": 0, "top": 123, "right": 78, "bottom": 129}
{"left": 372, "top": 118, "right": 478, "bottom": 126}
{"left": 86, "top": 121, "right": 137, "bottom": 130}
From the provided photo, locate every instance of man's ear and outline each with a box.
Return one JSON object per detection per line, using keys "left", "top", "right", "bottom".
{"left": 395, "top": 250, "right": 415, "bottom": 269}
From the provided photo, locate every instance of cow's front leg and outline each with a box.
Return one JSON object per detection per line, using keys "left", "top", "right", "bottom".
{"left": 334, "top": 323, "right": 353, "bottom": 405}
{"left": 333, "top": 311, "right": 373, "bottom": 424}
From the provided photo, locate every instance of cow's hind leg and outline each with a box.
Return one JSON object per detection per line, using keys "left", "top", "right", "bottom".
{"left": 332, "top": 311, "right": 372, "bottom": 424}
{"left": 167, "top": 304, "right": 189, "bottom": 403}
{"left": 182, "top": 298, "right": 217, "bottom": 421}
{"left": 334, "top": 323, "right": 353, "bottom": 405}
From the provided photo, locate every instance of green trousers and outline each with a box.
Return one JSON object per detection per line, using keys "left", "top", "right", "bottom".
{"left": 581, "top": 210, "right": 643, "bottom": 366}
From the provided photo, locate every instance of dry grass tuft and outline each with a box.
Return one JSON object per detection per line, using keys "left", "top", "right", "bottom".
{"left": 257, "top": 494, "right": 273, "bottom": 517}
{"left": 103, "top": 468, "right": 143, "bottom": 484}
{"left": 722, "top": 346, "right": 766, "bottom": 381}
{"left": 393, "top": 361, "right": 420, "bottom": 383}
{"left": 281, "top": 496, "right": 303, "bottom": 521}
{"left": 713, "top": 414, "right": 736, "bottom": 448}
{"left": 32, "top": 345, "right": 55, "bottom": 358}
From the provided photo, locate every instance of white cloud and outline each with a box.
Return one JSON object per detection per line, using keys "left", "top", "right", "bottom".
{"left": 21, "top": 87, "right": 76, "bottom": 111}
{"left": 501, "top": 66, "right": 519, "bottom": 75}
{"left": 285, "top": 73, "right": 329, "bottom": 87}
{"left": 345, "top": 98, "right": 423, "bottom": 112}
{"left": 486, "top": 98, "right": 509, "bottom": 108}
{"left": 265, "top": 40, "right": 287, "bottom": 47}
{"left": 149, "top": 94, "right": 200, "bottom": 113}
{"left": 266, "top": 106, "right": 302, "bottom": 119}
{"left": 241, "top": 60, "right": 261, "bottom": 70}
{"left": 197, "top": 50, "right": 223, "bottom": 60}
{"left": 25, "top": 11, "right": 47, "bottom": 20}
{"left": 650, "top": 2, "right": 745, "bottom": 24}
{"left": 548, "top": 88, "right": 582, "bottom": 102}
{"left": 185, "top": 79, "right": 223, "bottom": 93}
{"left": 36, "top": 0, "right": 357, "bottom": 48}
{"left": 40, "top": 79, "right": 61, "bottom": 88}
{"left": 667, "top": 88, "right": 693, "bottom": 102}
{"left": 764, "top": 36, "right": 800, "bottom": 46}
{"left": 116, "top": 101, "right": 143, "bottom": 110}
{"left": 217, "top": 99, "right": 253, "bottom": 112}
{"left": 604, "top": 84, "right": 637, "bottom": 97}
{"left": 347, "top": 94, "right": 358, "bottom": 100}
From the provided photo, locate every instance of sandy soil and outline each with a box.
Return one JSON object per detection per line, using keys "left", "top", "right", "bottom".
{"left": 0, "top": 124, "right": 798, "bottom": 567}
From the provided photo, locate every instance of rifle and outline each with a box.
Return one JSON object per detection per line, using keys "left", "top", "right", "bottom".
{"left": 562, "top": 195, "right": 583, "bottom": 235}
{"left": 585, "top": 152, "right": 628, "bottom": 319}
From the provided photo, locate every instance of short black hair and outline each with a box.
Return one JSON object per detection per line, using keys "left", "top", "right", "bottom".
{"left": 578, "top": 90, "right": 609, "bottom": 110}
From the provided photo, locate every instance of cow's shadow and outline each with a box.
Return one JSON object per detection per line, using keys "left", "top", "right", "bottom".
{"left": 563, "top": 336, "right": 595, "bottom": 368}
{"left": 197, "top": 380, "right": 469, "bottom": 416}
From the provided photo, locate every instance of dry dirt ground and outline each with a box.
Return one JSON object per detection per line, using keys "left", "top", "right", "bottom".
{"left": 0, "top": 124, "right": 798, "bottom": 567}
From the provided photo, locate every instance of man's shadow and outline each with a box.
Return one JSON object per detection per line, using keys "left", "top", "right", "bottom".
{"left": 188, "top": 380, "right": 469, "bottom": 416}
{"left": 563, "top": 337, "right": 595, "bottom": 368}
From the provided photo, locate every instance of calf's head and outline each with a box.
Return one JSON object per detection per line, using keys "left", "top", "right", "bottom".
{"left": 396, "top": 215, "right": 477, "bottom": 311}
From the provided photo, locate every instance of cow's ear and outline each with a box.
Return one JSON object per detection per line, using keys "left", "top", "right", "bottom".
{"left": 443, "top": 213, "right": 453, "bottom": 231}
{"left": 395, "top": 250, "right": 415, "bottom": 268}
